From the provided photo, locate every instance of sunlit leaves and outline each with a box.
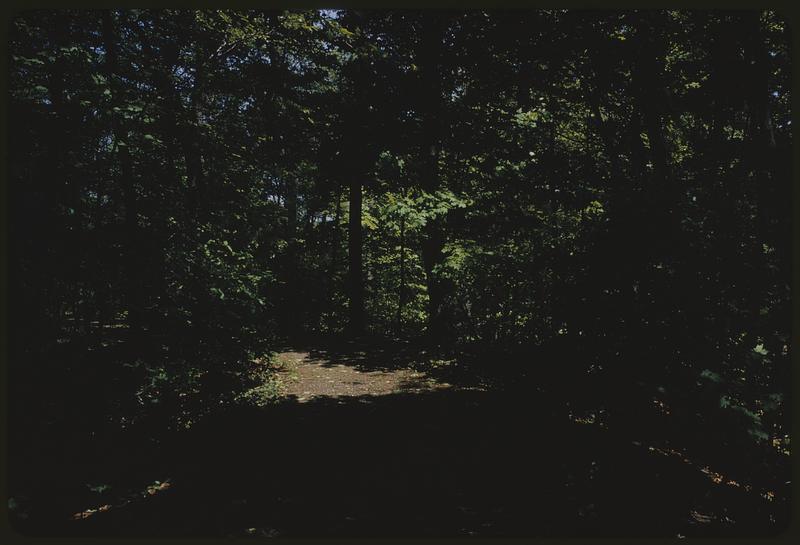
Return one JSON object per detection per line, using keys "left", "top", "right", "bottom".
{"left": 513, "top": 104, "right": 551, "bottom": 129}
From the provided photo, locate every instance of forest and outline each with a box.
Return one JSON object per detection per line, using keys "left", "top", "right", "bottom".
{"left": 6, "top": 8, "right": 792, "bottom": 538}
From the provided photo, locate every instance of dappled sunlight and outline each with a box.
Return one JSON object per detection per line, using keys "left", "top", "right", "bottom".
{"left": 275, "top": 349, "right": 456, "bottom": 402}
{"left": 71, "top": 479, "right": 173, "bottom": 521}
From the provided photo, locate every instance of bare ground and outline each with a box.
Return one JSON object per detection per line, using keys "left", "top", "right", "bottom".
{"left": 275, "top": 350, "right": 453, "bottom": 401}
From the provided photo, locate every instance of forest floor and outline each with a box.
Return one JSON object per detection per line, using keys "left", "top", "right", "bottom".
{"left": 10, "top": 339, "right": 790, "bottom": 538}
{"left": 274, "top": 349, "right": 457, "bottom": 401}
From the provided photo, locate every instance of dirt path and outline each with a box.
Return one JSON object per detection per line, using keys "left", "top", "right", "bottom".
{"left": 275, "top": 350, "right": 452, "bottom": 401}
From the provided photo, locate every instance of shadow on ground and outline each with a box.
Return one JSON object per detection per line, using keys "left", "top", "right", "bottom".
{"left": 12, "top": 382, "right": 787, "bottom": 538}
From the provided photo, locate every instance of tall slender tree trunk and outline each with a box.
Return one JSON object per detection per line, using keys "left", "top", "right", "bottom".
{"left": 745, "top": 11, "right": 778, "bottom": 232}
{"left": 187, "top": 42, "right": 207, "bottom": 221}
{"left": 630, "top": 12, "right": 680, "bottom": 262}
{"left": 396, "top": 213, "right": 406, "bottom": 336}
{"left": 142, "top": 17, "right": 189, "bottom": 335}
{"left": 343, "top": 30, "right": 374, "bottom": 338}
{"left": 284, "top": 174, "right": 300, "bottom": 337}
{"left": 329, "top": 185, "right": 343, "bottom": 282}
{"left": 419, "top": 13, "right": 447, "bottom": 342}
{"left": 347, "top": 149, "right": 365, "bottom": 337}
{"left": 744, "top": 12, "right": 780, "bottom": 330}
{"left": 102, "top": 10, "right": 142, "bottom": 336}
{"left": 44, "top": 18, "right": 70, "bottom": 335}
{"left": 632, "top": 13, "right": 671, "bottom": 196}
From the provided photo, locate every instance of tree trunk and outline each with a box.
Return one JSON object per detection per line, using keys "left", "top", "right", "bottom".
{"left": 142, "top": 15, "right": 189, "bottom": 335}
{"left": 43, "top": 17, "right": 70, "bottom": 336}
{"left": 632, "top": 13, "right": 671, "bottom": 195}
{"left": 186, "top": 42, "right": 207, "bottom": 221}
{"left": 347, "top": 155, "right": 365, "bottom": 337}
{"left": 102, "top": 10, "right": 142, "bottom": 336}
{"left": 284, "top": 174, "right": 300, "bottom": 337}
{"left": 397, "top": 213, "right": 406, "bottom": 337}
{"left": 343, "top": 30, "right": 375, "bottom": 338}
{"left": 329, "top": 184, "right": 343, "bottom": 286}
{"left": 419, "top": 13, "right": 447, "bottom": 342}
{"left": 744, "top": 12, "right": 780, "bottom": 328}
